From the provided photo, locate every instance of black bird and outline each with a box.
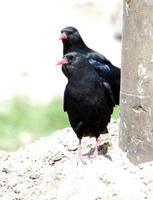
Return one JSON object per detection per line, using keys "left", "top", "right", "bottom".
{"left": 57, "top": 52, "right": 115, "bottom": 164}
{"left": 59, "top": 26, "right": 120, "bottom": 105}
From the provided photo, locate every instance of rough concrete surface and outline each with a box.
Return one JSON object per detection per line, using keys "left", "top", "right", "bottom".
{"left": 0, "top": 119, "right": 153, "bottom": 200}
{"left": 120, "top": 0, "right": 153, "bottom": 164}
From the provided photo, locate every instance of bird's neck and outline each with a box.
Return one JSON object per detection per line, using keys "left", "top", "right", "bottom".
{"left": 63, "top": 40, "right": 70, "bottom": 55}
{"left": 63, "top": 39, "right": 88, "bottom": 55}
{"left": 71, "top": 39, "right": 87, "bottom": 51}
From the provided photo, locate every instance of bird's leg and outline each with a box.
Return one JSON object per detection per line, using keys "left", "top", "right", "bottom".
{"left": 78, "top": 139, "right": 86, "bottom": 165}
{"left": 90, "top": 138, "right": 99, "bottom": 158}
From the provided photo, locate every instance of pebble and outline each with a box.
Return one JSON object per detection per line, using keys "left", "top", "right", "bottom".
{"left": 143, "top": 179, "right": 153, "bottom": 185}
{"left": 52, "top": 151, "right": 63, "bottom": 162}
{"left": 67, "top": 143, "right": 78, "bottom": 151}
{"left": 29, "top": 173, "right": 40, "bottom": 180}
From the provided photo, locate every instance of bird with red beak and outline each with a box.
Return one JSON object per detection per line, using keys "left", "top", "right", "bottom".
{"left": 59, "top": 26, "right": 120, "bottom": 105}
{"left": 56, "top": 52, "right": 115, "bottom": 164}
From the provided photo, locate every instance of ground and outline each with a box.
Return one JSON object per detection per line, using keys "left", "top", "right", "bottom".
{"left": 0, "top": 119, "right": 153, "bottom": 200}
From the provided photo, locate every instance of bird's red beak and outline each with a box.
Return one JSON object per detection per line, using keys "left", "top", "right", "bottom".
{"left": 59, "top": 32, "right": 67, "bottom": 40}
{"left": 56, "top": 58, "right": 68, "bottom": 65}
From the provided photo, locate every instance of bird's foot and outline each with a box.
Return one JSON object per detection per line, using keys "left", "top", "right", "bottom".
{"left": 90, "top": 138, "right": 99, "bottom": 159}
{"left": 77, "top": 153, "right": 88, "bottom": 165}
{"left": 79, "top": 154, "right": 87, "bottom": 165}
{"left": 77, "top": 139, "right": 87, "bottom": 165}
{"left": 90, "top": 149, "right": 98, "bottom": 159}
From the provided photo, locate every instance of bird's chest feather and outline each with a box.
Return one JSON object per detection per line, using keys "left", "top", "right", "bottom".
{"left": 66, "top": 81, "right": 104, "bottom": 113}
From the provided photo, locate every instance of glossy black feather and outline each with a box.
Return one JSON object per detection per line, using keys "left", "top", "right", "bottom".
{"left": 61, "top": 26, "right": 120, "bottom": 105}
{"left": 62, "top": 52, "right": 115, "bottom": 140}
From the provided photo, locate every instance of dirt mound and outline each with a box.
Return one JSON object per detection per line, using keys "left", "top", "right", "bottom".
{"left": 0, "top": 119, "right": 153, "bottom": 200}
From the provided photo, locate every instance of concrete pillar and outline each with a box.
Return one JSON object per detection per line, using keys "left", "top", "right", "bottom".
{"left": 119, "top": 0, "right": 153, "bottom": 165}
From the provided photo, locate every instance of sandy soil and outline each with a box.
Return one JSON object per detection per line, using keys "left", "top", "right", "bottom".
{"left": 0, "top": 119, "right": 153, "bottom": 200}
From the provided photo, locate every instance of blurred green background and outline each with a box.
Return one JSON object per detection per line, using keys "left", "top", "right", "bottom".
{"left": 0, "top": 96, "right": 119, "bottom": 151}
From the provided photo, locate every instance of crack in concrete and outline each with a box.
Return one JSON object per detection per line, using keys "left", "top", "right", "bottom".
{"left": 132, "top": 105, "right": 147, "bottom": 113}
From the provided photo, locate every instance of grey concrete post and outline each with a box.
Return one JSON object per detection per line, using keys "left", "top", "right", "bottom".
{"left": 119, "top": 0, "right": 153, "bottom": 165}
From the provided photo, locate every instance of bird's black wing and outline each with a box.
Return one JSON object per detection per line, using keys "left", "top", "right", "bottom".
{"left": 87, "top": 51, "right": 113, "bottom": 73}
{"left": 87, "top": 51, "right": 120, "bottom": 80}
{"left": 87, "top": 50, "right": 120, "bottom": 105}
{"left": 103, "top": 81, "right": 115, "bottom": 107}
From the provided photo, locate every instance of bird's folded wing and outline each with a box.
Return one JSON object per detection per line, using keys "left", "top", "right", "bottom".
{"left": 103, "top": 81, "right": 115, "bottom": 106}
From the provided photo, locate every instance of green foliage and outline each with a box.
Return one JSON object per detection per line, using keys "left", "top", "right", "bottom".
{"left": 0, "top": 96, "right": 70, "bottom": 151}
{"left": 0, "top": 97, "right": 119, "bottom": 151}
{"left": 111, "top": 106, "right": 119, "bottom": 119}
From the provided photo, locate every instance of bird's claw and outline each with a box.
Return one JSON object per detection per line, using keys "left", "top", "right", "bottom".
{"left": 80, "top": 156, "right": 87, "bottom": 165}
{"left": 90, "top": 150, "right": 98, "bottom": 159}
{"left": 77, "top": 155, "right": 87, "bottom": 165}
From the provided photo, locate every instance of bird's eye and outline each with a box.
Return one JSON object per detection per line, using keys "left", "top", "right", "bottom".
{"left": 69, "top": 56, "right": 73, "bottom": 60}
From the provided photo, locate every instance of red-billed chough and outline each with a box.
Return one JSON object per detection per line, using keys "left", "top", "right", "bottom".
{"left": 59, "top": 26, "right": 120, "bottom": 105}
{"left": 57, "top": 52, "right": 115, "bottom": 164}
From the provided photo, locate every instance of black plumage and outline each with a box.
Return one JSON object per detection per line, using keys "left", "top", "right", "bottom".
{"left": 59, "top": 26, "right": 120, "bottom": 105}
{"left": 57, "top": 52, "right": 115, "bottom": 164}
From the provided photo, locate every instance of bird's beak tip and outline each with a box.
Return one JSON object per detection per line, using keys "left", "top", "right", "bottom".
{"left": 59, "top": 32, "right": 67, "bottom": 40}
{"left": 56, "top": 58, "right": 68, "bottom": 66}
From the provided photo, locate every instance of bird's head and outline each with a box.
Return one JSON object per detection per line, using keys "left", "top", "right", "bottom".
{"left": 59, "top": 26, "right": 82, "bottom": 44}
{"left": 56, "top": 52, "right": 89, "bottom": 79}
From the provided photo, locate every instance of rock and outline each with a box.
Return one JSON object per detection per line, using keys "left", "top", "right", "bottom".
{"left": 29, "top": 173, "right": 40, "bottom": 180}
{"left": 2, "top": 167, "right": 9, "bottom": 174}
{"left": 52, "top": 150, "right": 63, "bottom": 162}
{"left": 67, "top": 142, "right": 78, "bottom": 151}
{"left": 0, "top": 119, "right": 152, "bottom": 199}
{"left": 138, "top": 165, "right": 144, "bottom": 170}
